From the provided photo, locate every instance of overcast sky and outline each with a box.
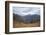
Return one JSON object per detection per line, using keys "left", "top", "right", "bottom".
{"left": 13, "top": 7, "right": 40, "bottom": 16}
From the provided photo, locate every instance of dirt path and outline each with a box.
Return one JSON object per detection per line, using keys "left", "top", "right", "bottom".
{"left": 13, "top": 20, "right": 40, "bottom": 28}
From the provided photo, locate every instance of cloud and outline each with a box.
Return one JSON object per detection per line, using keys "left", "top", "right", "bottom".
{"left": 13, "top": 7, "right": 40, "bottom": 16}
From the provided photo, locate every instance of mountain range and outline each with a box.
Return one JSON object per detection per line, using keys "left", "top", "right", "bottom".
{"left": 13, "top": 13, "right": 40, "bottom": 23}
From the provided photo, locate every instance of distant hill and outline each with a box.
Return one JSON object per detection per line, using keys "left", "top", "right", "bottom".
{"left": 23, "top": 14, "right": 40, "bottom": 22}
{"left": 13, "top": 13, "right": 40, "bottom": 23}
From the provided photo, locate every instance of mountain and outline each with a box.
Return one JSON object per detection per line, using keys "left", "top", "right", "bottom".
{"left": 13, "top": 14, "right": 40, "bottom": 23}
{"left": 13, "top": 14, "right": 24, "bottom": 22}
{"left": 23, "top": 14, "right": 40, "bottom": 22}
